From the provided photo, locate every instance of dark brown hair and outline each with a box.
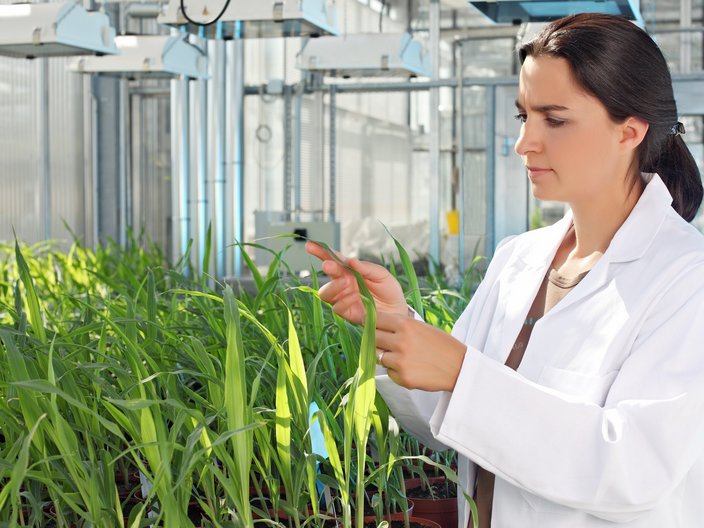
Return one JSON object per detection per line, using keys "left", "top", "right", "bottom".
{"left": 519, "top": 13, "right": 703, "bottom": 222}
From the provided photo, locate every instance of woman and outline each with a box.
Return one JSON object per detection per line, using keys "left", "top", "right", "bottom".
{"left": 306, "top": 13, "right": 704, "bottom": 527}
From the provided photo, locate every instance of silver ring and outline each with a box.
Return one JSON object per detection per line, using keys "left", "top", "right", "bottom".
{"left": 376, "top": 350, "right": 385, "bottom": 366}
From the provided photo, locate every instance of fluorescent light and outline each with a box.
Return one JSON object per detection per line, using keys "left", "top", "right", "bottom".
{"left": 467, "top": 0, "right": 641, "bottom": 23}
{"left": 158, "top": 0, "right": 338, "bottom": 39}
{"left": 0, "top": 1, "right": 118, "bottom": 59}
{"left": 0, "top": 5, "right": 32, "bottom": 18}
{"left": 70, "top": 35, "right": 208, "bottom": 79}
{"left": 298, "top": 33, "right": 432, "bottom": 78}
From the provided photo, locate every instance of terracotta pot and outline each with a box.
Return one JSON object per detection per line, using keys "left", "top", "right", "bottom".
{"left": 362, "top": 498, "right": 414, "bottom": 523}
{"left": 405, "top": 477, "right": 458, "bottom": 528}
{"left": 313, "top": 499, "right": 414, "bottom": 527}
{"left": 365, "top": 517, "right": 443, "bottom": 528}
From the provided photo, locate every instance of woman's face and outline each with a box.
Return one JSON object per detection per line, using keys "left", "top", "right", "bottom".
{"left": 514, "top": 55, "right": 630, "bottom": 205}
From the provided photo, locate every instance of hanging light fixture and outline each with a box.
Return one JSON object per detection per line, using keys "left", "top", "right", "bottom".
{"left": 157, "top": 0, "right": 338, "bottom": 39}
{"left": 70, "top": 35, "right": 207, "bottom": 79}
{"left": 466, "top": 0, "right": 641, "bottom": 24}
{"left": 0, "top": 1, "right": 118, "bottom": 59}
{"left": 298, "top": 32, "right": 432, "bottom": 78}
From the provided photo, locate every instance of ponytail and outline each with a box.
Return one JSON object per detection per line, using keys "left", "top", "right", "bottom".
{"left": 653, "top": 134, "right": 703, "bottom": 222}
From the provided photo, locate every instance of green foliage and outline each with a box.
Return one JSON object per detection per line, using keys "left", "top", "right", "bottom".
{"left": 0, "top": 233, "right": 484, "bottom": 527}
{"left": 530, "top": 208, "right": 544, "bottom": 231}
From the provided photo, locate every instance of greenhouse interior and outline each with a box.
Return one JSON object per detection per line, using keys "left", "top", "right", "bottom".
{"left": 0, "top": 0, "right": 703, "bottom": 526}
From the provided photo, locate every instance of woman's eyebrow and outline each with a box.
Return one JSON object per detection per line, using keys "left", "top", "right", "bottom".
{"left": 514, "top": 100, "right": 570, "bottom": 113}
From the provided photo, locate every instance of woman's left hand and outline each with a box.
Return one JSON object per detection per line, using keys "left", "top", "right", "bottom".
{"left": 375, "top": 312, "right": 467, "bottom": 392}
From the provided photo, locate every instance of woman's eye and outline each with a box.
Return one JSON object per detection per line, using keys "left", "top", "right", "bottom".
{"left": 546, "top": 117, "right": 566, "bottom": 128}
{"left": 514, "top": 113, "right": 527, "bottom": 123}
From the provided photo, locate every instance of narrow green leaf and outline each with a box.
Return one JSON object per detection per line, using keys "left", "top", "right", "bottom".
{"left": 286, "top": 309, "right": 308, "bottom": 421}
{"left": 275, "top": 344, "right": 293, "bottom": 496}
{"left": 0, "top": 414, "right": 46, "bottom": 513}
{"left": 383, "top": 224, "right": 424, "bottom": 319}
{"left": 201, "top": 222, "right": 212, "bottom": 288}
{"left": 1, "top": 331, "right": 46, "bottom": 452}
{"left": 146, "top": 269, "right": 157, "bottom": 342}
{"left": 14, "top": 240, "right": 47, "bottom": 344}
{"left": 222, "top": 286, "right": 254, "bottom": 525}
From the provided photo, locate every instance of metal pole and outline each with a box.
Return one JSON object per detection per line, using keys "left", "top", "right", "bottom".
{"left": 294, "top": 83, "right": 303, "bottom": 222}
{"left": 243, "top": 77, "right": 521, "bottom": 96}
{"left": 315, "top": 82, "right": 325, "bottom": 221}
{"left": 457, "top": 43, "right": 466, "bottom": 273}
{"left": 178, "top": 76, "right": 191, "bottom": 268}
{"left": 196, "top": 73, "right": 208, "bottom": 275}
{"left": 125, "top": 84, "right": 134, "bottom": 241}
{"left": 170, "top": 77, "right": 180, "bottom": 263}
{"left": 130, "top": 92, "right": 142, "bottom": 233}
{"left": 37, "top": 58, "right": 51, "bottom": 241}
{"left": 329, "top": 84, "right": 337, "bottom": 222}
{"left": 681, "top": 0, "right": 692, "bottom": 73}
{"left": 118, "top": 78, "right": 129, "bottom": 247}
{"left": 429, "top": 0, "right": 441, "bottom": 269}
{"left": 83, "top": 75, "right": 98, "bottom": 247}
{"left": 230, "top": 35, "right": 245, "bottom": 278}
{"left": 243, "top": 74, "right": 704, "bottom": 96}
{"left": 486, "top": 85, "right": 496, "bottom": 255}
{"left": 331, "top": 77, "right": 519, "bottom": 92}
{"left": 215, "top": 39, "right": 226, "bottom": 278}
{"left": 284, "top": 85, "right": 293, "bottom": 219}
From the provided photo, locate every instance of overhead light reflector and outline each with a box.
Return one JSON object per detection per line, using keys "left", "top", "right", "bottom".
{"left": 70, "top": 35, "right": 207, "bottom": 79}
{"left": 0, "top": 1, "right": 118, "bottom": 59}
{"left": 467, "top": 0, "right": 641, "bottom": 23}
{"left": 158, "top": 0, "right": 338, "bottom": 39}
{"left": 298, "top": 33, "right": 431, "bottom": 78}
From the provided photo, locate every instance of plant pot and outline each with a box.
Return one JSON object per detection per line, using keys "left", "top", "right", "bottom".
{"left": 316, "top": 498, "right": 414, "bottom": 527}
{"left": 404, "top": 477, "right": 458, "bottom": 528}
{"left": 363, "top": 498, "right": 414, "bottom": 524}
{"left": 364, "top": 517, "right": 443, "bottom": 528}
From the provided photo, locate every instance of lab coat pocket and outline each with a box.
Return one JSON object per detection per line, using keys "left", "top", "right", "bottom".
{"left": 537, "top": 366, "right": 618, "bottom": 405}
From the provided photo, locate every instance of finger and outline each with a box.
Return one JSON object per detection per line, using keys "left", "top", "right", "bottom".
{"left": 306, "top": 241, "right": 348, "bottom": 265}
{"left": 376, "top": 311, "right": 405, "bottom": 332}
{"left": 386, "top": 367, "right": 402, "bottom": 387}
{"left": 377, "top": 349, "right": 397, "bottom": 371}
{"left": 321, "top": 259, "right": 354, "bottom": 279}
{"left": 331, "top": 293, "right": 365, "bottom": 323}
{"left": 318, "top": 276, "right": 355, "bottom": 303}
{"left": 375, "top": 327, "right": 398, "bottom": 352}
{"left": 347, "top": 258, "right": 389, "bottom": 283}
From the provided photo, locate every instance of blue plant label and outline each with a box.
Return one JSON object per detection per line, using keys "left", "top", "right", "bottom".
{"left": 308, "top": 402, "right": 328, "bottom": 460}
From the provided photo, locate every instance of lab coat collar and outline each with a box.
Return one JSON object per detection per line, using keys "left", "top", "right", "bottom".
{"left": 495, "top": 174, "right": 673, "bottom": 361}
{"left": 602, "top": 173, "right": 673, "bottom": 263}
{"left": 518, "top": 173, "right": 673, "bottom": 268}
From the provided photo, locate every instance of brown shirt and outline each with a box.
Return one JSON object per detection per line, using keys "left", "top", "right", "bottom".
{"left": 472, "top": 268, "right": 589, "bottom": 527}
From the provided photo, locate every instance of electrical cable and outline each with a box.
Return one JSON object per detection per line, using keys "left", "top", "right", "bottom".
{"left": 179, "top": 0, "right": 232, "bottom": 27}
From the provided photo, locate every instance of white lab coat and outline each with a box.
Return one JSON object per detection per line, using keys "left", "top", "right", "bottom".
{"left": 376, "top": 174, "right": 704, "bottom": 527}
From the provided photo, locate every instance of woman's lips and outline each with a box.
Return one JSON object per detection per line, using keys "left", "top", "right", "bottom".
{"left": 526, "top": 166, "right": 552, "bottom": 178}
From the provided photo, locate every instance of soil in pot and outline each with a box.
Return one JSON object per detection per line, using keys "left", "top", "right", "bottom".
{"left": 405, "top": 477, "right": 458, "bottom": 528}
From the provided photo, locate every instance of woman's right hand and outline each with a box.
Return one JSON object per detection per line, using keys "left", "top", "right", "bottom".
{"left": 305, "top": 241, "right": 408, "bottom": 325}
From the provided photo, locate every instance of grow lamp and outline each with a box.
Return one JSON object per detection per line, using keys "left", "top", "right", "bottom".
{"left": 297, "top": 32, "right": 432, "bottom": 78}
{"left": 467, "top": 0, "right": 641, "bottom": 23}
{"left": 70, "top": 35, "right": 208, "bottom": 79}
{"left": 157, "top": 0, "right": 338, "bottom": 40}
{"left": 0, "top": 1, "right": 118, "bottom": 59}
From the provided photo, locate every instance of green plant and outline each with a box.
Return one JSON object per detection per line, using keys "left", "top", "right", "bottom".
{"left": 0, "top": 227, "right": 485, "bottom": 528}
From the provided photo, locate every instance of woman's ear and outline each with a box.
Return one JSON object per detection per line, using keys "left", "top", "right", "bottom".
{"left": 620, "top": 116, "right": 649, "bottom": 152}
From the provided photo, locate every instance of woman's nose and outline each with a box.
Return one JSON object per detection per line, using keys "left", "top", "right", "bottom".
{"left": 514, "top": 120, "right": 541, "bottom": 156}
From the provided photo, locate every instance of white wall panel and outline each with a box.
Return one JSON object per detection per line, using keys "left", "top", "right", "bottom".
{"left": 0, "top": 57, "right": 40, "bottom": 243}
